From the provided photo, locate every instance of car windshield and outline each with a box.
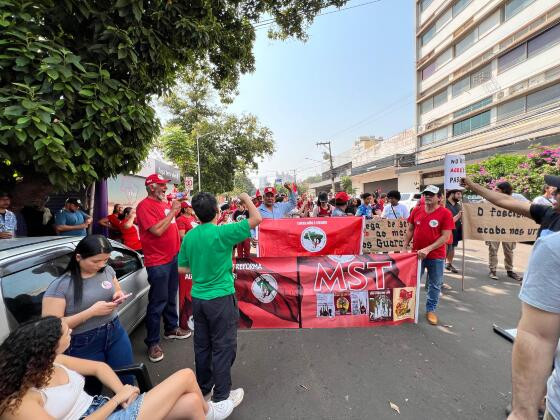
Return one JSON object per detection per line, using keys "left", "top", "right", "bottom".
{"left": 401, "top": 193, "right": 411, "bottom": 201}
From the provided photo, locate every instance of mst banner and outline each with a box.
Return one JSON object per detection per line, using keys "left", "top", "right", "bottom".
{"left": 234, "top": 258, "right": 301, "bottom": 329}
{"left": 298, "top": 253, "right": 420, "bottom": 328}
{"left": 257, "top": 217, "right": 364, "bottom": 257}
{"left": 462, "top": 202, "right": 539, "bottom": 242}
{"left": 363, "top": 218, "right": 408, "bottom": 253}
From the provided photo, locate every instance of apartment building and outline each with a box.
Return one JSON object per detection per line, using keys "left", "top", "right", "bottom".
{"left": 411, "top": 0, "right": 560, "bottom": 188}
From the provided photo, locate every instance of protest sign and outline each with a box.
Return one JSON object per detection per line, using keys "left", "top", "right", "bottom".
{"left": 362, "top": 218, "right": 408, "bottom": 253}
{"left": 257, "top": 217, "right": 364, "bottom": 257}
{"left": 462, "top": 202, "right": 539, "bottom": 242}
{"left": 444, "top": 154, "right": 466, "bottom": 191}
{"left": 298, "top": 253, "right": 420, "bottom": 328}
{"left": 184, "top": 176, "right": 194, "bottom": 191}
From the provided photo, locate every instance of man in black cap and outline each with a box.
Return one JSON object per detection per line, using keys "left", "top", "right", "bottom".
{"left": 463, "top": 175, "right": 560, "bottom": 238}
{"left": 54, "top": 197, "right": 92, "bottom": 236}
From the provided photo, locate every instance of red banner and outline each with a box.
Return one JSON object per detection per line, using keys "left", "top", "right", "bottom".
{"left": 298, "top": 253, "right": 419, "bottom": 328}
{"left": 257, "top": 217, "right": 364, "bottom": 257}
{"left": 181, "top": 253, "right": 419, "bottom": 330}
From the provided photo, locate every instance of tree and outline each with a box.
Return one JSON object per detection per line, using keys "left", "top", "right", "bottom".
{"left": 341, "top": 176, "right": 354, "bottom": 194}
{"left": 1, "top": 0, "right": 350, "bottom": 192}
{"left": 466, "top": 147, "right": 560, "bottom": 199}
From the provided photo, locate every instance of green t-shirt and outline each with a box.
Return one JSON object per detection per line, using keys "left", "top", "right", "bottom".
{"left": 178, "top": 218, "right": 250, "bottom": 300}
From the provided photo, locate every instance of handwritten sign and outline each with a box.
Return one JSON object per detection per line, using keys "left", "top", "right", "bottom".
{"left": 184, "top": 176, "right": 194, "bottom": 191}
{"left": 444, "top": 154, "right": 466, "bottom": 191}
{"left": 462, "top": 202, "right": 539, "bottom": 242}
{"left": 363, "top": 219, "right": 408, "bottom": 253}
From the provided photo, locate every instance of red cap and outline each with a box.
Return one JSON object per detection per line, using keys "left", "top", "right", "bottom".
{"left": 335, "top": 191, "right": 351, "bottom": 202}
{"left": 263, "top": 186, "right": 276, "bottom": 195}
{"left": 255, "top": 189, "right": 262, "bottom": 198}
{"left": 145, "top": 173, "right": 170, "bottom": 186}
{"left": 181, "top": 201, "right": 192, "bottom": 209}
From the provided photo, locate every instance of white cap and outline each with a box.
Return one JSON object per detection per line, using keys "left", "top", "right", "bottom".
{"left": 421, "top": 185, "right": 439, "bottom": 195}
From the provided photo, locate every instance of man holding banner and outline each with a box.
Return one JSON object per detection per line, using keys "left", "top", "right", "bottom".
{"left": 404, "top": 185, "right": 454, "bottom": 326}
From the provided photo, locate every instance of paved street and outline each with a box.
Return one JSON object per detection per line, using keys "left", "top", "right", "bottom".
{"left": 131, "top": 240, "right": 532, "bottom": 420}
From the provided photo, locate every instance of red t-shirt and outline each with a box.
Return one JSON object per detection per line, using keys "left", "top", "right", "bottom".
{"left": 120, "top": 220, "right": 142, "bottom": 251}
{"left": 136, "top": 197, "right": 180, "bottom": 267}
{"left": 107, "top": 213, "right": 121, "bottom": 230}
{"left": 408, "top": 205, "right": 454, "bottom": 260}
{"left": 177, "top": 215, "right": 196, "bottom": 234}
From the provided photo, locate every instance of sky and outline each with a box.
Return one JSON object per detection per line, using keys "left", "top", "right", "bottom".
{"left": 226, "top": 0, "right": 415, "bottom": 184}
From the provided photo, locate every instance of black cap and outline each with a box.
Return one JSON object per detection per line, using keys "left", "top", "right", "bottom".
{"left": 544, "top": 175, "right": 560, "bottom": 189}
{"left": 66, "top": 197, "right": 82, "bottom": 206}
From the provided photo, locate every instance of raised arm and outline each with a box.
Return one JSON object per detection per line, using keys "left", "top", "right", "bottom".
{"left": 462, "top": 177, "right": 531, "bottom": 218}
{"left": 239, "top": 193, "right": 262, "bottom": 229}
{"left": 148, "top": 200, "right": 181, "bottom": 237}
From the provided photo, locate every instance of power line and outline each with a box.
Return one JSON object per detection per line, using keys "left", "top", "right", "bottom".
{"left": 253, "top": 0, "right": 383, "bottom": 30}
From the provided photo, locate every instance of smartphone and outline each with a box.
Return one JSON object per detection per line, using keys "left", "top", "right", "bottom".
{"left": 113, "top": 293, "right": 133, "bottom": 305}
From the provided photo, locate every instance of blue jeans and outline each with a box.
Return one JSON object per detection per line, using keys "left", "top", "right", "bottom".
{"left": 80, "top": 394, "right": 145, "bottom": 419}
{"left": 67, "top": 317, "right": 134, "bottom": 385}
{"left": 420, "top": 258, "right": 444, "bottom": 312}
{"left": 145, "top": 256, "right": 179, "bottom": 347}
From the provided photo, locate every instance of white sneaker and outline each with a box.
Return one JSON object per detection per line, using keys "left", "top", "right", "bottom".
{"left": 206, "top": 400, "right": 234, "bottom": 420}
{"left": 228, "top": 388, "right": 244, "bottom": 408}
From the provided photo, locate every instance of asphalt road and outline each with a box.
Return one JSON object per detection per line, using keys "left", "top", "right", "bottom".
{"left": 130, "top": 240, "right": 531, "bottom": 420}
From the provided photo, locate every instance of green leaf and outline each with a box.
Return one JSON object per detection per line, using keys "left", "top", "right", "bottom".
{"left": 21, "top": 99, "right": 35, "bottom": 110}
{"left": 115, "top": 0, "right": 130, "bottom": 7}
{"left": 43, "top": 56, "right": 62, "bottom": 65}
{"left": 15, "top": 56, "right": 30, "bottom": 66}
{"left": 3, "top": 105, "right": 24, "bottom": 116}
{"left": 16, "top": 116, "right": 30, "bottom": 125}
{"left": 52, "top": 124, "right": 64, "bottom": 137}
{"left": 120, "top": 117, "right": 131, "bottom": 131}
{"left": 46, "top": 69, "right": 59, "bottom": 80}
{"left": 34, "top": 121, "right": 47, "bottom": 133}
{"left": 15, "top": 130, "right": 26, "bottom": 142}
{"left": 79, "top": 89, "right": 94, "bottom": 97}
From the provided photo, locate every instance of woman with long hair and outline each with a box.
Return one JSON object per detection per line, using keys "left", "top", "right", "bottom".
{"left": 0, "top": 317, "right": 232, "bottom": 419}
{"left": 119, "top": 207, "right": 142, "bottom": 253}
{"left": 42, "top": 235, "right": 135, "bottom": 384}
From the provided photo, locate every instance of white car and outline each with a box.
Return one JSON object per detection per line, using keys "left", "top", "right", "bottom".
{"left": 400, "top": 192, "right": 421, "bottom": 211}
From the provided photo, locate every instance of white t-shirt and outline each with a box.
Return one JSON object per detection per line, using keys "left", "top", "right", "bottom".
{"left": 533, "top": 195, "right": 556, "bottom": 206}
{"left": 381, "top": 203, "right": 409, "bottom": 219}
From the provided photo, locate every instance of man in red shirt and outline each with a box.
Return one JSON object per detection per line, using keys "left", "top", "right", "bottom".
{"left": 136, "top": 174, "right": 191, "bottom": 362}
{"left": 404, "top": 185, "right": 454, "bottom": 326}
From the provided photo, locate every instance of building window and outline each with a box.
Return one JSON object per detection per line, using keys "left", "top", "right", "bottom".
{"left": 527, "top": 83, "right": 560, "bottom": 110}
{"left": 420, "top": 0, "right": 434, "bottom": 12}
{"left": 421, "top": 48, "right": 452, "bottom": 80}
{"left": 454, "top": 97, "right": 492, "bottom": 119}
{"left": 498, "top": 24, "right": 560, "bottom": 74}
{"left": 455, "top": 11, "right": 501, "bottom": 57}
{"left": 497, "top": 43, "right": 527, "bottom": 73}
{"left": 421, "top": 126, "right": 449, "bottom": 146}
{"left": 505, "top": 0, "right": 535, "bottom": 20}
{"left": 420, "top": 89, "right": 448, "bottom": 115}
{"left": 421, "top": 9, "right": 453, "bottom": 46}
{"left": 528, "top": 24, "right": 560, "bottom": 58}
{"left": 471, "top": 64, "right": 492, "bottom": 88}
{"left": 422, "top": 25, "right": 436, "bottom": 45}
{"left": 452, "top": 75, "right": 470, "bottom": 97}
{"left": 497, "top": 97, "right": 526, "bottom": 120}
{"left": 452, "top": 0, "right": 471, "bottom": 17}
{"left": 453, "top": 110, "right": 491, "bottom": 136}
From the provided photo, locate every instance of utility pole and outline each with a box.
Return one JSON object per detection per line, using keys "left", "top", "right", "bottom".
{"left": 317, "top": 141, "right": 335, "bottom": 193}
{"left": 292, "top": 169, "right": 297, "bottom": 185}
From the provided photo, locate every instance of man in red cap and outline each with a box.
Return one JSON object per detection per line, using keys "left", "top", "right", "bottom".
{"left": 136, "top": 173, "right": 191, "bottom": 363}
{"left": 258, "top": 182, "right": 298, "bottom": 219}
{"left": 332, "top": 191, "right": 351, "bottom": 216}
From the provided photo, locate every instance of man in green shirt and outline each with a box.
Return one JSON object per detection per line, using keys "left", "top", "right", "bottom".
{"left": 178, "top": 191, "right": 262, "bottom": 418}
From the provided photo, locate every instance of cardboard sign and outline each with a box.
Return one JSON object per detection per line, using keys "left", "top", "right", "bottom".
{"left": 363, "top": 218, "right": 408, "bottom": 253}
{"left": 444, "top": 154, "right": 466, "bottom": 191}
{"left": 462, "top": 202, "right": 539, "bottom": 242}
{"left": 184, "top": 176, "right": 194, "bottom": 191}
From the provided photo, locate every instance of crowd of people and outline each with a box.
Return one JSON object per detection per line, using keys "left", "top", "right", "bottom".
{"left": 1, "top": 169, "right": 560, "bottom": 419}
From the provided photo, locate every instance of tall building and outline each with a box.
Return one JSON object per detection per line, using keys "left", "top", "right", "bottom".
{"left": 412, "top": 0, "right": 560, "bottom": 188}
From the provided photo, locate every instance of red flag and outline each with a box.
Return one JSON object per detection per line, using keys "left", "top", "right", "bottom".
{"left": 257, "top": 217, "right": 363, "bottom": 257}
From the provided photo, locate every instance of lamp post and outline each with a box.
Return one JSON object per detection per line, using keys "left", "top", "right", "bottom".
{"left": 195, "top": 131, "right": 216, "bottom": 192}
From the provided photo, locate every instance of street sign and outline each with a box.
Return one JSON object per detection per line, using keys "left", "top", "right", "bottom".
{"left": 184, "top": 176, "right": 194, "bottom": 191}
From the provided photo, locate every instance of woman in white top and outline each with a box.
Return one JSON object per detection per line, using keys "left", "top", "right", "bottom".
{"left": 0, "top": 317, "right": 233, "bottom": 420}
